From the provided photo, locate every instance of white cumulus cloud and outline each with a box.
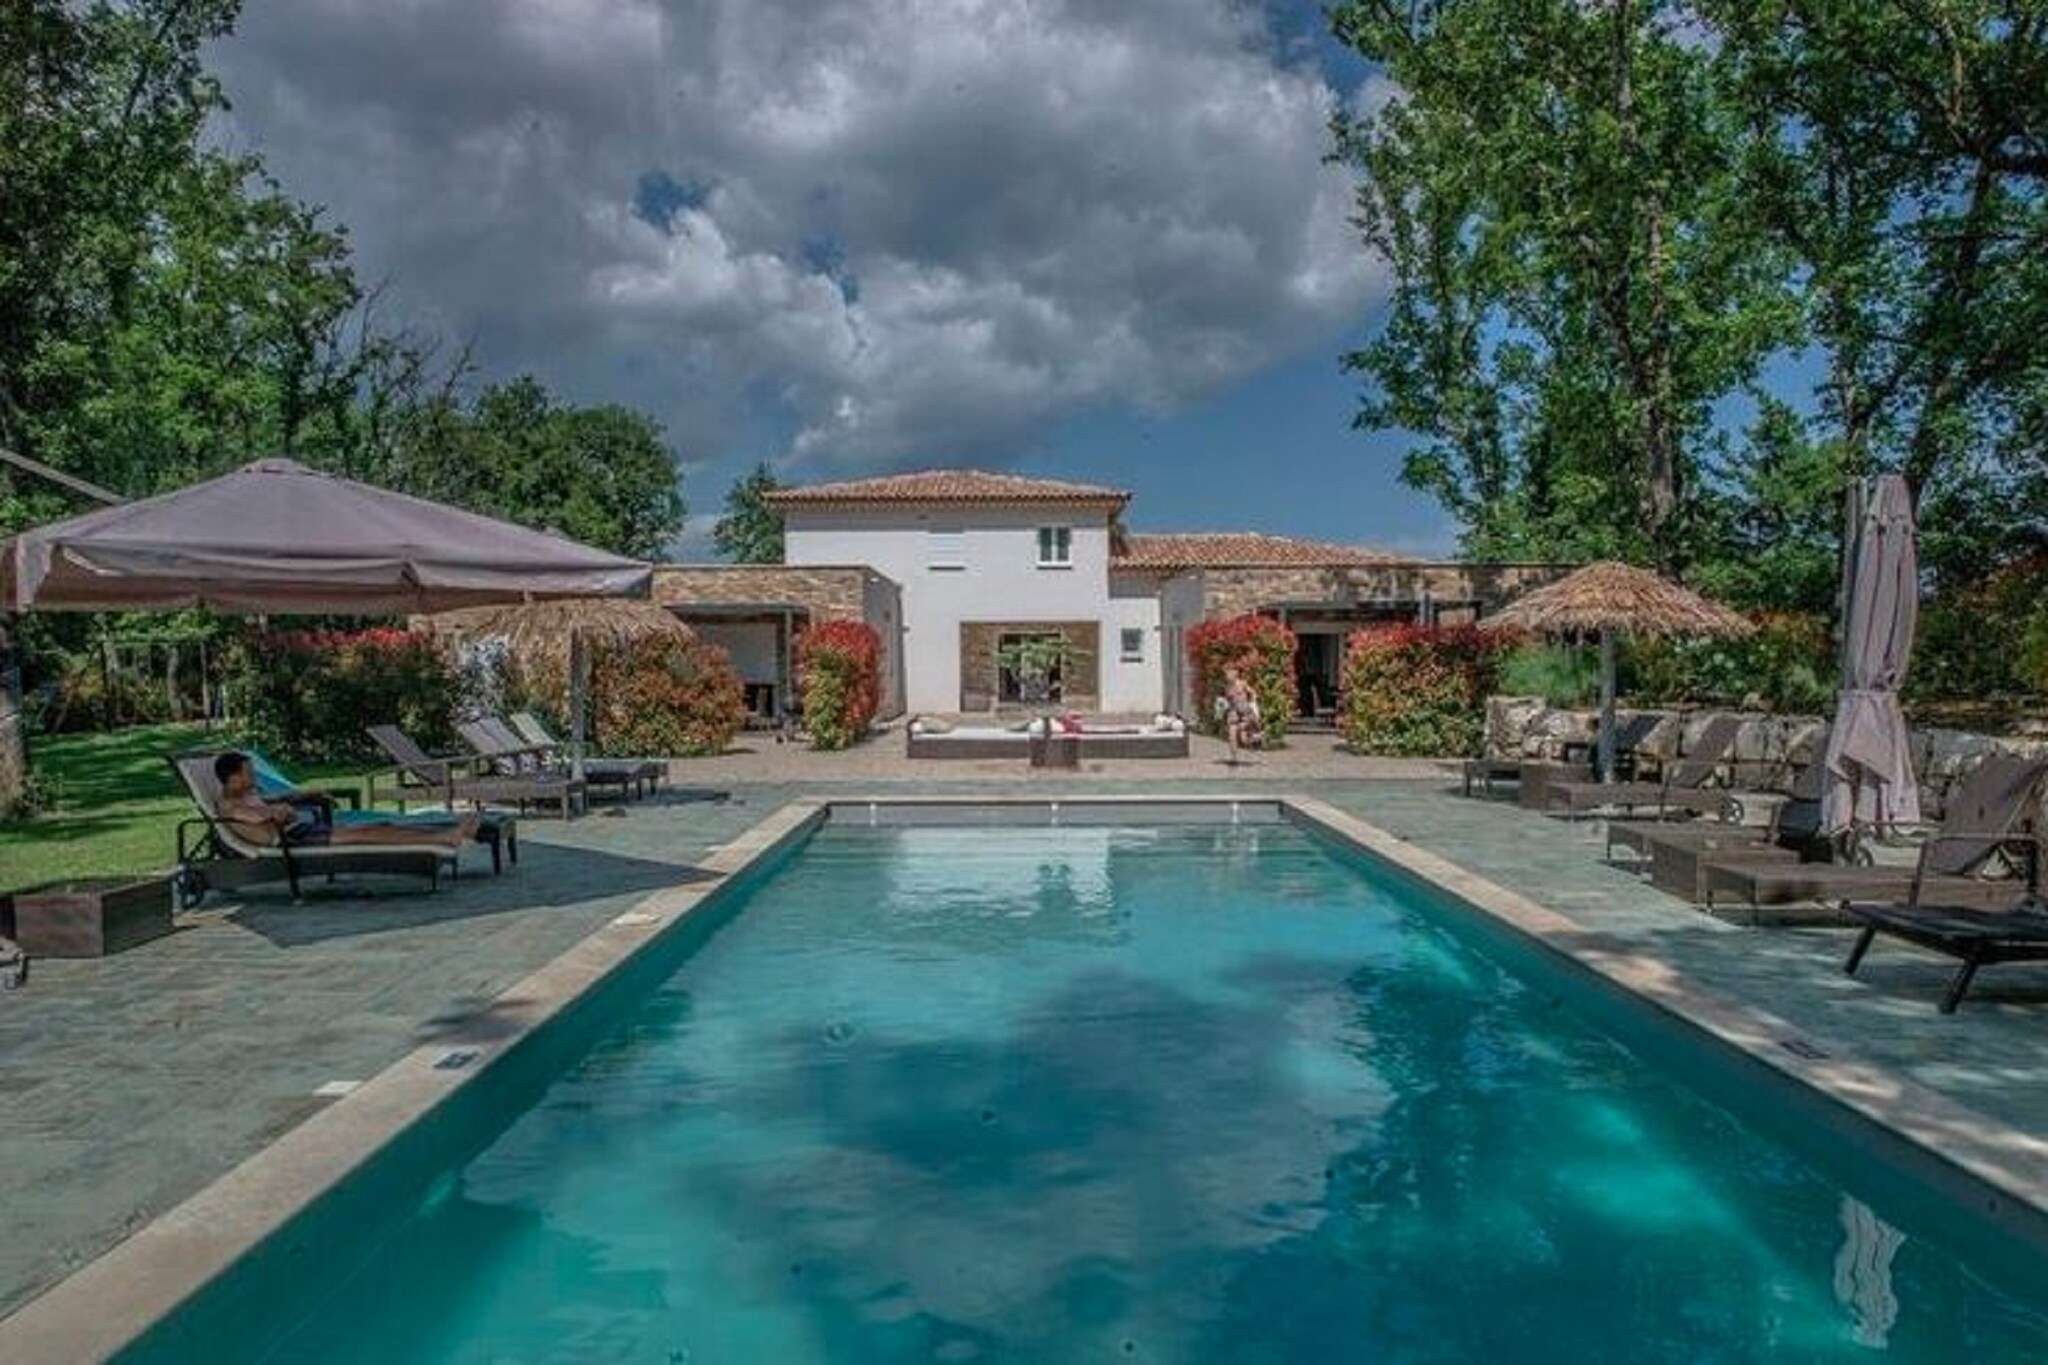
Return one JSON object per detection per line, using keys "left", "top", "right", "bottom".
{"left": 211, "top": 0, "right": 1386, "bottom": 473}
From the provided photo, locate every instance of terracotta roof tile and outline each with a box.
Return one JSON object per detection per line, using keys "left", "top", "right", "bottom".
{"left": 765, "top": 469, "right": 1129, "bottom": 507}
{"left": 1112, "top": 532, "right": 1402, "bottom": 570}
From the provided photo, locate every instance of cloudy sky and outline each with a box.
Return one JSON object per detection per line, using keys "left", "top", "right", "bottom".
{"left": 210, "top": 0, "right": 1451, "bottom": 555}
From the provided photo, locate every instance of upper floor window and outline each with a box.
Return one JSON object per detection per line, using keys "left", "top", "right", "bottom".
{"left": 1036, "top": 525, "right": 1072, "bottom": 568}
{"left": 928, "top": 526, "right": 965, "bottom": 570}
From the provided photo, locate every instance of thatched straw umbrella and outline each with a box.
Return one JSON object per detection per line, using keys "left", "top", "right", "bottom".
{"left": 1484, "top": 561, "right": 1753, "bottom": 783}
{"left": 417, "top": 598, "right": 693, "bottom": 772}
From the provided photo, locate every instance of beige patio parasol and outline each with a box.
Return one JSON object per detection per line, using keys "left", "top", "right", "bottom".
{"left": 418, "top": 598, "right": 693, "bottom": 775}
{"left": 1485, "top": 561, "right": 1754, "bottom": 783}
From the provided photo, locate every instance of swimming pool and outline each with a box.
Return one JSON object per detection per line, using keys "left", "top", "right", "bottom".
{"left": 127, "top": 814, "right": 2048, "bottom": 1361}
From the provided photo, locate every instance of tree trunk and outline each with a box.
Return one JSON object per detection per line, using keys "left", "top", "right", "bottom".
{"left": 0, "top": 616, "right": 26, "bottom": 818}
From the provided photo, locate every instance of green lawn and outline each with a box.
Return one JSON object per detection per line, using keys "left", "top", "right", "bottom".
{"left": 1, "top": 723, "right": 372, "bottom": 892}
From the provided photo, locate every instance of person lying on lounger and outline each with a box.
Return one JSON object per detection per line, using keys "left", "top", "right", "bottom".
{"left": 214, "top": 752, "right": 477, "bottom": 849}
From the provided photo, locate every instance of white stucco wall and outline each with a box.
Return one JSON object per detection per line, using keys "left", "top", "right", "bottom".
{"left": 861, "top": 572, "right": 906, "bottom": 717}
{"left": 786, "top": 504, "right": 1136, "bottom": 713}
{"left": 1104, "top": 573, "right": 1165, "bottom": 714}
{"left": 1158, "top": 571, "right": 1207, "bottom": 717}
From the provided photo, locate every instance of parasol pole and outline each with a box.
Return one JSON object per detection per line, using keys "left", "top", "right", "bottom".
{"left": 568, "top": 626, "right": 587, "bottom": 782}
{"left": 1597, "top": 626, "right": 1618, "bottom": 785}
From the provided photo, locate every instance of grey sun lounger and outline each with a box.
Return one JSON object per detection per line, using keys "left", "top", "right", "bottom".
{"left": 1545, "top": 715, "right": 1746, "bottom": 821}
{"left": 1462, "top": 713, "right": 1662, "bottom": 798}
{"left": 368, "top": 724, "right": 585, "bottom": 819}
{"left": 1605, "top": 744, "right": 1829, "bottom": 868}
{"left": 245, "top": 747, "right": 516, "bottom": 873}
{"left": 457, "top": 719, "right": 644, "bottom": 804}
{"left": 1700, "top": 753, "right": 2048, "bottom": 922}
{"left": 1842, "top": 894, "right": 2048, "bottom": 1014}
{"left": 504, "top": 712, "right": 667, "bottom": 797}
{"left": 169, "top": 751, "right": 454, "bottom": 907}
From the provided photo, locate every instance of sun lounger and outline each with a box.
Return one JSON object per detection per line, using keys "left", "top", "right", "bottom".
{"left": 503, "top": 713, "right": 667, "bottom": 797}
{"left": 1699, "top": 753, "right": 2048, "bottom": 922}
{"left": 469, "top": 717, "right": 648, "bottom": 802}
{"left": 1842, "top": 892, "right": 2048, "bottom": 1013}
{"left": 1605, "top": 746, "right": 1828, "bottom": 870}
{"left": 1462, "top": 713, "right": 1662, "bottom": 798}
{"left": 168, "top": 751, "right": 454, "bottom": 907}
{"left": 247, "top": 747, "right": 515, "bottom": 873}
{"left": 367, "top": 724, "right": 585, "bottom": 819}
{"left": 1544, "top": 715, "right": 1745, "bottom": 821}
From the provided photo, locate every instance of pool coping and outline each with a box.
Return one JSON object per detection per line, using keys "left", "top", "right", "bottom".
{"left": 6, "top": 791, "right": 2048, "bottom": 1358}
{"left": 0, "top": 797, "right": 830, "bottom": 1364}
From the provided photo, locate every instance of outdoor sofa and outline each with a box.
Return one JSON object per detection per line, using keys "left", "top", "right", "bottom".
{"left": 906, "top": 715, "right": 1190, "bottom": 760}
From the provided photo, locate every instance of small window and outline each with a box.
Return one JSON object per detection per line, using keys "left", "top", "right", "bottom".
{"left": 1036, "top": 525, "right": 1072, "bottom": 567}
{"left": 1119, "top": 628, "right": 1145, "bottom": 662}
{"left": 928, "top": 527, "right": 965, "bottom": 570}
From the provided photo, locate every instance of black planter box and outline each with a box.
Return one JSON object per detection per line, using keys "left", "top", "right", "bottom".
{"left": 12, "top": 877, "right": 175, "bottom": 957}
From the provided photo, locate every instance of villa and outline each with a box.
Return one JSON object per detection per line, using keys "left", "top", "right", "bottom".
{"left": 653, "top": 469, "right": 1557, "bottom": 719}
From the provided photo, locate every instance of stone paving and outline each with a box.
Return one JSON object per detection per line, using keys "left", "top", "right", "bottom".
{"left": 4, "top": 735, "right": 2048, "bottom": 1322}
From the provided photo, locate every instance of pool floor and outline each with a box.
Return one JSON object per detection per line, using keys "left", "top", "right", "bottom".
{"left": 248, "top": 823, "right": 2048, "bottom": 1362}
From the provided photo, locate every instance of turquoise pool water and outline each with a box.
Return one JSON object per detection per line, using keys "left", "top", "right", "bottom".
{"left": 220, "top": 823, "right": 2048, "bottom": 1360}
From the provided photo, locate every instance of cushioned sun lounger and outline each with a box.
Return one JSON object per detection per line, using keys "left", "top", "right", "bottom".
{"left": 506, "top": 712, "right": 667, "bottom": 795}
{"left": 1699, "top": 753, "right": 2048, "bottom": 922}
{"left": 247, "top": 747, "right": 516, "bottom": 873}
{"left": 1545, "top": 715, "right": 1745, "bottom": 821}
{"left": 168, "top": 751, "right": 452, "bottom": 907}
{"left": 367, "top": 724, "right": 585, "bottom": 819}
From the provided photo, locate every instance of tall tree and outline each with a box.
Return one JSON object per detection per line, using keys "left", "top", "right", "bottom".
{"left": 1706, "top": 0, "right": 2048, "bottom": 583}
{"left": 381, "top": 376, "right": 686, "bottom": 559}
{"left": 712, "top": 462, "right": 786, "bottom": 564}
{"left": 1331, "top": 0, "right": 1796, "bottom": 571}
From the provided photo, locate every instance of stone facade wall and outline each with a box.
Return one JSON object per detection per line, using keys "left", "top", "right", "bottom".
{"left": 651, "top": 565, "right": 871, "bottom": 620}
{"left": 1200, "top": 563, "right": 1561, "bottom": 621}
{"left": 1485, "top": 696, "right": 2047, "bottom": 807}
{"left": 958, "top": 621, "right": 1101, "bottom": 713}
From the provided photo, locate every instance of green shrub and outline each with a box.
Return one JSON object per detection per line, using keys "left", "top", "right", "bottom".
{"left": 1625, "top": 612, "right": 1833, "bottom": 712}
{"left": 1912, "top": 554, "right": 2048, "bottom": 702}
{"left": 227, "top": 627, "right": 460, "bottom": 763}
{"left": 1496, "top": 643, "right": 1601, "bottom": 706}
{"left": 1340, "top": 624, "right": 1513, "bottom": 756}
{"left": 797, "top": 620, "right": 883, "bottom": 750}
{"left": 1186, "top": 614, "right": 1298, "bottom": 744}
{"left": 589, "top": 633, "right": 748, "bottom": 757}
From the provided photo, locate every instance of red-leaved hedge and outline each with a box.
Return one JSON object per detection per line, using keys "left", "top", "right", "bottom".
{"left": 1340, "top": 623, "right": 1512, "bottom": 756}
{"left": 1186, "top": 614, "right": 1298, "bottom": 743}
{"left": 797, "top": 619, "right": 883, "bottom": 749}
{"left": 589, "top": 633, "right": 748, "bottom": 757}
